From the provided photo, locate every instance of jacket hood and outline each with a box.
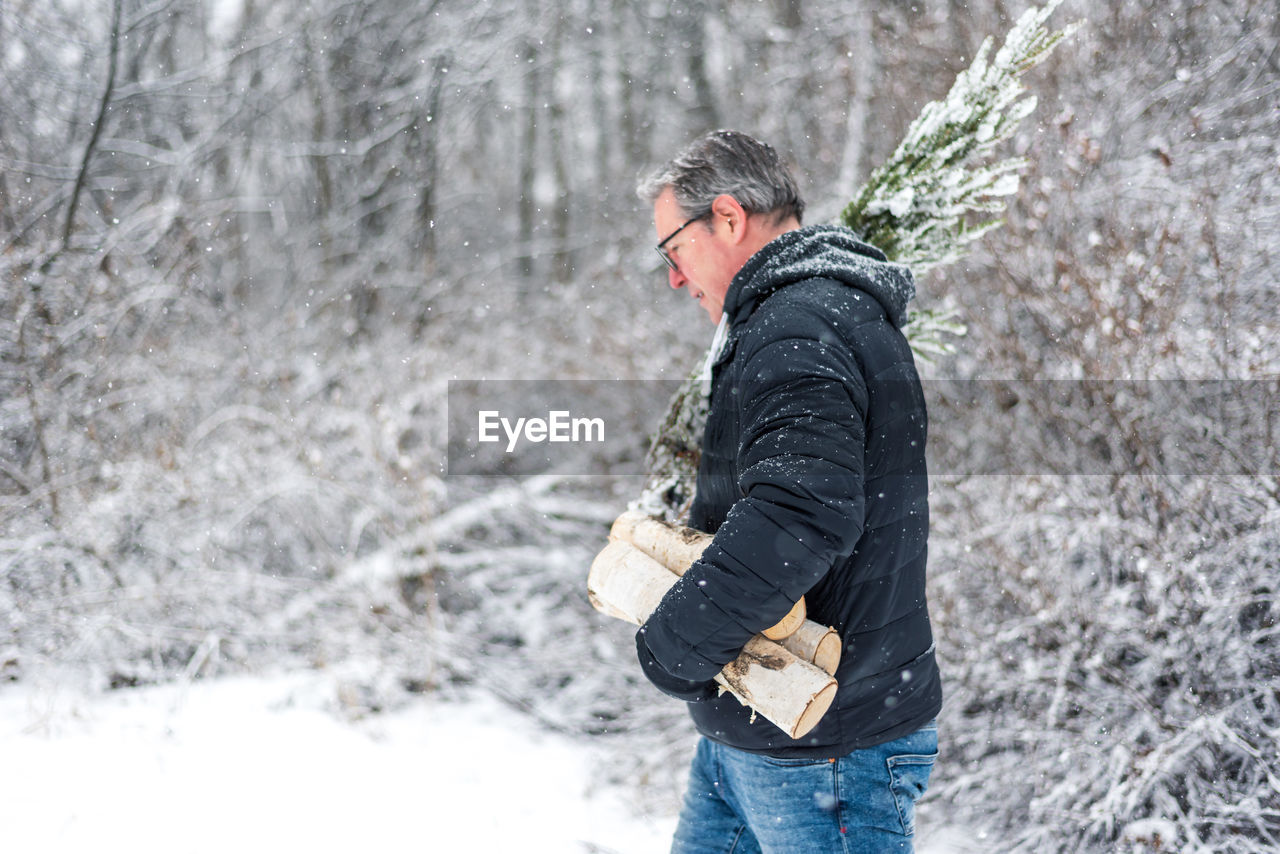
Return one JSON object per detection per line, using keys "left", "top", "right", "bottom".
{"left": 722, "top": 224, "right": 916, "bottom": 329}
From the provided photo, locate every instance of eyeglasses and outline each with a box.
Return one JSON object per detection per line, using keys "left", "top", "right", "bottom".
{"left": 655, "top": 215, "right": 705, "bottom": 271}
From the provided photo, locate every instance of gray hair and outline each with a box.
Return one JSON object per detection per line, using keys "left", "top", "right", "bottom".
{"left": 637, "top": 130, "right": 805, "bottom": 226}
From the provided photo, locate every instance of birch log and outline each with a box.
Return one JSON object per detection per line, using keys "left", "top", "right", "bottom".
{"left": 588, "top": 540, "right": 837, "bottom": 739}
{"left": 586, "top": 540, "right": 680, "bottom": 625}
{"left": 609, "top": 510, "right": 806, "bottom": 641}
{"left": 778, "top": 621, "right": 842, "bottom": 676}
{"left": 589, "top": 538, "right": 840, "bottom": 675}
{"left": 609, "top": 510, "right": 712, "bottom": 576}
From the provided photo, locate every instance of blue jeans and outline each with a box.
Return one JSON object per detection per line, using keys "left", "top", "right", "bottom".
{"left": 670, "top": 722, "right": 938, "bottom": 854}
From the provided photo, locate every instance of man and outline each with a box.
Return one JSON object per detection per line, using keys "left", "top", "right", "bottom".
{"left": 635, "top": 130, "right": 943, "bottom": 853}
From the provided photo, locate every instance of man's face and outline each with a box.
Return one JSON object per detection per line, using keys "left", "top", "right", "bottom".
{"left": 653, "top": 188, "right": 736, "bottom": 325}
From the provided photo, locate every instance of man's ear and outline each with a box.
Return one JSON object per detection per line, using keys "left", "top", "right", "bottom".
{"left": 709, "top": 194, "right": 748, "bottom": 243}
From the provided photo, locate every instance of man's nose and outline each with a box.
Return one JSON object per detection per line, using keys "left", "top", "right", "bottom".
{"left": 668, "top": 265, "right": 686, "bottom": 289}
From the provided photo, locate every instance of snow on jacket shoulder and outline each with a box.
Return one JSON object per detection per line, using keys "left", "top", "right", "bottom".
{"left": 636, "top": 225, "right": 943, "bottom": 756}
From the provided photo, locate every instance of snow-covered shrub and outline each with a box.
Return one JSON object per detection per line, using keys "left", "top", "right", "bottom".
{"left": 931, "top": 476, "right": 1279, "bottom": 852}
{"left": 920, "top": 0, "right": 1280, "bottom": 848}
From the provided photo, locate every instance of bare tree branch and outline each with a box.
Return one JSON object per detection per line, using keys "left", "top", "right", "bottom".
{"left": 59, "top": 0, "right": 123, "bottom": 254}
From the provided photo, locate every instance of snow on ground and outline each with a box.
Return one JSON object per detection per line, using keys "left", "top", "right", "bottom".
{"left": 0, "top": 671, "right": 673, "bottom": 853}
{"left": 0, "top": 671, "right": 969, "bottom": 853}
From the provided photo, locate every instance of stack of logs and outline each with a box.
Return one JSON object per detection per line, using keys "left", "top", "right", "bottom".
{"left": 588, "top": 511, "right": 842, "bottom": 739}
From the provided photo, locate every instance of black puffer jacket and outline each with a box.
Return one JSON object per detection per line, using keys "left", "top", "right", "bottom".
{"left": 636, "top": 224, "right": 942, "bottom": 757}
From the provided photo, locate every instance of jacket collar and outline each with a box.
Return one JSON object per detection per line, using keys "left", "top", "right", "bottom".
{"left": 721, "top": 224, "right": 915, "bottom": 331}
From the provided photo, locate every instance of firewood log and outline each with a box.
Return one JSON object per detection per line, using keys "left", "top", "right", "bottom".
{"left": 609, "top": 510, "right": 807, "bottom": 642}
{"left": 608, "top": 510, "right": 711, "bottom": 578}
{"left": 778, "top": 620, "right": 842, "bottom": 677}
{"left": 588, "top": 540, "right": 837, "bottom": 739}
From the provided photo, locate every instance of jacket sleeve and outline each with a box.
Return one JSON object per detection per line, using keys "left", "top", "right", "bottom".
{"left": 635, "top": 628, "right": 719, "bottom": 702}
{"left": 637, "top": 329, "right": 869, "bottom": 688}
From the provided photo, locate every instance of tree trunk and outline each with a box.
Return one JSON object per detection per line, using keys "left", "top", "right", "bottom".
{"left": 548, "top": 9, "right": 573, "bottom": 284}
{"left": 516, "top": 37, "right": 539, "bottom": 280}
{"left": 837, "top": 0, "right": 876, "bottom": 197}
{"left": 417, "top": 54, "right": 449, "bottom": 273}
{"left": 678, "top": 2, "right": 719, "bottom": 131}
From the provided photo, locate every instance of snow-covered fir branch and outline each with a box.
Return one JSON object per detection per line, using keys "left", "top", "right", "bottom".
{"left": 841, "top": 0, "right": 1080, "bottom": 272}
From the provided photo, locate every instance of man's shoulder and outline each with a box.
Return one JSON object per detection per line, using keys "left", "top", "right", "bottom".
{"left": 739, "top": 275, "right": 893, "bottom": 348}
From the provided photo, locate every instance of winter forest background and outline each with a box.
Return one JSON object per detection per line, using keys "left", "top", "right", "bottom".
{"left": 2, "top": 0, "right": 1278, "bottom": 850}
